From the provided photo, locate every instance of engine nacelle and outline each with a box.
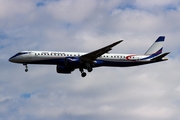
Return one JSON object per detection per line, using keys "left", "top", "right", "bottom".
{"left": 56, "top": 65, "right": 74, "bottom": 74}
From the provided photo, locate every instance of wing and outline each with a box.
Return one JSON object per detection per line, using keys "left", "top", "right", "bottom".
{"left": 80, "top": 40, "right": 123, "bottom": 63}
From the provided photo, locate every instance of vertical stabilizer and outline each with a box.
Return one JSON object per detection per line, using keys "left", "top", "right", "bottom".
{"left": 144, "top": 36, "right": 165, "bottom": 55}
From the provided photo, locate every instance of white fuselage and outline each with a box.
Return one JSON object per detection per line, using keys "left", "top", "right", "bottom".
{"left": 9, "top": 51, "right": 154, "bottom": 67}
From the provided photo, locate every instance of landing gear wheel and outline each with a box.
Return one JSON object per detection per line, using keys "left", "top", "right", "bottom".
{"left": 79, "top": 67, "right": 87, "bottom": 77}
{"left": 81, "top": 72, "right": 86, "bottom": 77}
{"left": 86, "top": 62, "right": 93, "bottom": 72}
{"left": 25, "top": 69, "right": 28, "bottom": 72}
{"left": 87, "top": 68, "right": 93, "bottom": 72}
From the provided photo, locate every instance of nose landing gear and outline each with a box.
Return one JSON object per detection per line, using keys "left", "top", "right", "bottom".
{"left": 23, "top": 64, "right": 28, "bottom": 72}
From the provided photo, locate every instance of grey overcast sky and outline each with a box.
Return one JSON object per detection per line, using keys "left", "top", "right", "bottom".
{"left": 0, "top": 0, "right": 180, "bottom": 120}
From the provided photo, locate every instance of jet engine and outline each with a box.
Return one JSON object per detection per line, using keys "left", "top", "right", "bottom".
{"left": 56, "top": 65, "right": 74, "bottom": 74}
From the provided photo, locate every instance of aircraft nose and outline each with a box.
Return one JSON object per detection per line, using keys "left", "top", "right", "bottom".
{"left": 9, "top": 57, "right": 14, "bottom": 62}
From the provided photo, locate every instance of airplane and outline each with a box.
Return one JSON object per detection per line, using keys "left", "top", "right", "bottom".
{"left": 9, "top": 36, "right": 170, "bottom": 77}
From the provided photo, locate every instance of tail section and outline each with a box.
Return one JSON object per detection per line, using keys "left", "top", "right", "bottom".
{"left": 140, "top": 36, "right": 170, "bottom": 61}
{"left": 151, "top": 52, "right": 170, "bottom": 61}
{"left": 144, "top": 36, "right": 165, "bottom": 56}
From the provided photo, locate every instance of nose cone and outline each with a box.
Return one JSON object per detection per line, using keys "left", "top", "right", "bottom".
{"left": 9, "top": 56, "right": 17, "bottom": 63}
{"left": 9, "top": 57, "right": 14, "bottom": 62}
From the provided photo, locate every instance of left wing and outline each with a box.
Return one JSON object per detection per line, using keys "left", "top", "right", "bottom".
{"left": 80, "top": 40, "right": 123, "bottom": 63}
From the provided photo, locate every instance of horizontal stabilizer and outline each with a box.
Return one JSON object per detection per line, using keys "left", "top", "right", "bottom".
{"left": 151, "top": 52, "right": 170, "bottom": 61}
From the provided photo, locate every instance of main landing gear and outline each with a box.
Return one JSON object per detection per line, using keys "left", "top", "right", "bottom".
{"left": 23, "top": 64, "right": 28, "bottom": 72}
{"left": 79, "top": 65, "right": 93, "bottom": 77}
{"left": 86, "top": 62, "right": 92, "bottom": 72}
{"left": 82, "top": 72, "right": 87, "bottom": 77}
{"left": 79, "top": 68, "right": 86, "bottom": 77}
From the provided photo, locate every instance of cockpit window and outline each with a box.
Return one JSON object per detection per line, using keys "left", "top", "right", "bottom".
{"left": 12, "top": 52, "right": 28, "bottom": 58}
{"left": 16, "top": 52, "right": 28, "bottom": 56}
